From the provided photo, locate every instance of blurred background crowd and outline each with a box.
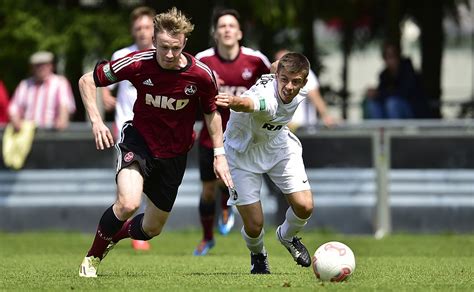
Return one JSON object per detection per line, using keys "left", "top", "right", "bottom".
{"left": 0, "top": 0, "right": 472, "bottom": 127}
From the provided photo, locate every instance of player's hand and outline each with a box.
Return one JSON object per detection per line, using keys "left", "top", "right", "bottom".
{"left": 91, "top": 121, "right": 114, "bottom": 150}
{"left": 213, "top": 155, "right": 234, "bottom": 189}
{"left": 215, "top": 93, "right": 233, "bottom": 108}
{"left": 321, "top": 114, "right": 339, "bottom": 128}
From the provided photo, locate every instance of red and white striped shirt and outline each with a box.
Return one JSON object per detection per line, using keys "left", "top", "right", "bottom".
{"left": 9, "top": 74, "right": 76, "bottom": 129}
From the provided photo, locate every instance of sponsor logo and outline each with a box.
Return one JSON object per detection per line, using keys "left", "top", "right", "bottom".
{"left": 145, "top": 93, "right": 189, "bottom": 110}
{"left": 220, "top": 85, "right": 248, "bottom": 96}
{"left": 262, "top": 123, "right": 283, "bottom": 131}
{"left": 142, "top": 79, "right": 154, "bottom": 86}
{"left": 103, "top": 63, "right": 117, "bottom": 82}
{"left": 124, "top": 152, "right": 134, "bottom": 162}
{"left": 303, "top": 179, "right": 308, "bottom": 183}
{"left": 184, "top": 84, "right": 197, "bottom": 95}
{"left": 241, "top": 68, "right": 253, "bottom": 80}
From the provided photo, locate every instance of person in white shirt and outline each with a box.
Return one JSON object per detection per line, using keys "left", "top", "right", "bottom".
{"left": 215, "top": 52, "right": 313, "bottom": 274}
{"left": 101, "top": 6, "right": 155, "bottom": 252}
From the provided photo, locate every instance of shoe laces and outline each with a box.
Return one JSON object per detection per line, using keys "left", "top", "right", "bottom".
{"left": 286, "top": 237, "right": 305, "bottom": 258}
{"left": 252, "top": 253, "right": 269, "bottom": 268}
{"left": 89, "top": 256, "right": 101, "bottom": 268}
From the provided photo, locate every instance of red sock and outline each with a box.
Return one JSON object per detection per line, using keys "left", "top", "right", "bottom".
{"left": 87, "top": 226, "right": 113, "bottom": 259}
{"left": 86, "top": 206, "right": 125, "bottom": 259}
{"left": 201, "top": 216, "right": 214, "bottom": 241}
{"left": 112, "top": 220, "right": 133, "bottom": 242}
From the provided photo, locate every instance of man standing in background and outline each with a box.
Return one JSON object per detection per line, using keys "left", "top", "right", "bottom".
{"left": 9, "top": 51, "right": 76, "bottom": 131}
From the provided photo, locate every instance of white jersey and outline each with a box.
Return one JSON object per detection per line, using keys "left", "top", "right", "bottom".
{"left": 225, "top": 74, "right": 307, "bottom": 153}
{"left": 108, "top": 44, "right": 139, "bottom": 134}
{"left": 291, "top": 69, "right": 319, "bottom": 126}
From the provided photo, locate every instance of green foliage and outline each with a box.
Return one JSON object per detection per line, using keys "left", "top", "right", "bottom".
{"left": 1, "top": 230, "right": 473, "bottom": 290}
{"left": 0, "top": 0, "right": 131, "bottom": 93}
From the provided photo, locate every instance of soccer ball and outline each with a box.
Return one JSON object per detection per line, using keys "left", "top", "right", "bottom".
{"left": 312, "top": 241, "right": 356, "bottom": 282}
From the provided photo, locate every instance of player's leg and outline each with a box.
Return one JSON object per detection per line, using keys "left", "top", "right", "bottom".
{"left": 237, "top": 202, "right": 270, "bottom": 274}
{"left": 79, "top": 162, "right": 143, "bottom": 277}
{"left": 194, "top": 144, "right": 218, "bottom": 255}
{"left": 119, "top": 154, "right": 187, "bottom": 242}
{"left": 131, "top": 197, "right": 151, "bottom": 251}
{"left": 270, "top": 135, "right": 313, "bottom": 267}
{"left": 276, "top": 189, "right": 313, "bottom": 267}
{"left": 230, "top": 166, "right": 270, "bottom": 274}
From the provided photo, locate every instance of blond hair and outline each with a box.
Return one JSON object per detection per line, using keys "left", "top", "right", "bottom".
{"left": 153, "top": 7, "right": 194, "bottom": 37}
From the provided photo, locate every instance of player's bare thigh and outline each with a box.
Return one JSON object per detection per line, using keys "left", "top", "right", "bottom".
{"left": 113, "top": 162, "right": 144, "bottom": 220}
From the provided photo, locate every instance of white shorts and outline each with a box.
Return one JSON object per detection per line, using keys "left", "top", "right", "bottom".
{"left": 225, "top": 131, "right": 311, "bottom": 206}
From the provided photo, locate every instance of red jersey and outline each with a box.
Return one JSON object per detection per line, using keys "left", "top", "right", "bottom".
{"left": 195, "top": 46, "right": 271, "bottom": 148}
{"left": 94, "top": 49, "right": 218, "bottom": 158}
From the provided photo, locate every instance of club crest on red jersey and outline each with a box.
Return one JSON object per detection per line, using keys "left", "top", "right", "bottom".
{"left": 184, "top": 84, "right": 197, "bottom": 95}
{"left": 241, "top": 68, "right": 253, "bottom": 80}
{"left": 123, "top": 152, "right": 134, "bottom": 162}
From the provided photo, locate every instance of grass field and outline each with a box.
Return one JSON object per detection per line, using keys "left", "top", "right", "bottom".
{"left": 1, "top": 229, "right": 473, "bottom": 291}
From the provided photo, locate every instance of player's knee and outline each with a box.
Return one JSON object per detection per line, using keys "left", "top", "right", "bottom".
{"left": 201, "top": 182, "right": 216, "bottom": 201}
{"left": 143, "top": 225, "right": 163, "bottom": 237}
{"left": 294, "top": 203, "right": 313, "bottom": 219}
{"left": 245, "top": 221, "right": 264, "bottom": 237}
{"left": 115, "top": 201, "right": 140, "bottom": 218}
{"left": 201, "top": 190, "right": 215, "bottom": 202}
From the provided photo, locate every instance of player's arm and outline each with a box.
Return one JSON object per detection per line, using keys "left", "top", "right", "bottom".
{"left": 203, "top": 110, "right": 234, "bottom": 189}
{"left": 78, "top": 71, "right": 114, "bottom": 150}
{"left": 215, "top": 93, "right": 255, "bottom": 113}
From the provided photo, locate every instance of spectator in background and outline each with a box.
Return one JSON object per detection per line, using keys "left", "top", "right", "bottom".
{"left": 364, "top": 41, "right": 424, "bottom": 119}
{"left": 101, "top": 6, "right": 156, "bottom": 252}
{"left": 0, "top": 80, "right": 9, "bottom": 126}
{"left": 274, "top": 49, "right": 337, "bottom": 129}
{"left": 8, "top": 51, "right": 76, "bottom": 131}
{"left": 193, "top": 8, "right": 271, "bottom": 256}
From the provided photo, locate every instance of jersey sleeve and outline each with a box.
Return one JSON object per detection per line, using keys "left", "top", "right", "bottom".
{"left": 198, "top": 68, "right": 219, "bottom": 114}
{"left": 93, "top": 52, "right": 141, "bottom": 88}
{"left": 242, "top": 74, "right": 278, "bottom": 116}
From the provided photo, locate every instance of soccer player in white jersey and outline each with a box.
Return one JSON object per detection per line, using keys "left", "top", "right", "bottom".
{"left": 215, "top": 52, "right": 313, "bottom": 274}
{"left": 101, "top": 6, "right": 156, "bottom": 252}
{"left": 193, "top": 8, "right": 271, "bottom": 256}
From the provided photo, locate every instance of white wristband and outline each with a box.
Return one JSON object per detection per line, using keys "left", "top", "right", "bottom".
{"left": 213, "top": 147, "right": 226, "bottom": 156}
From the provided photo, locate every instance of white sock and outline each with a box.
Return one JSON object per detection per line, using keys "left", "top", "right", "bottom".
{"left": 278, "top": 207, "right": 309, "bottom": 242}
{"left": 241, "top": 226, "right": 266, "bottom": 254}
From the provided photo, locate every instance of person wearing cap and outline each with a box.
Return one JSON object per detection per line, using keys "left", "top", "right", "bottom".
{"left": 8, "top": 51, "right": 76, "bottom": 131}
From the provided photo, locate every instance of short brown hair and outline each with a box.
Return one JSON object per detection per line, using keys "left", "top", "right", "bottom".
{"left": 277, "top": 52, "right": 310, "bottom": 78}
{"left": 212, "top": 8, "right": 240, "bottom": 31}
{"left": 153, "top": 7, "right": 194, "bottom": 37}
{"left": 130, "top": 6, "right": 156, "bottom": 28}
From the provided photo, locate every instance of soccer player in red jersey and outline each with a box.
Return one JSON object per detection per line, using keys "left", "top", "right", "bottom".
{"left": 192, "top": 8, "right": 271, "bottom": 256}
{"left": 77, "top": 7, "right": 233, "bottom": 277}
